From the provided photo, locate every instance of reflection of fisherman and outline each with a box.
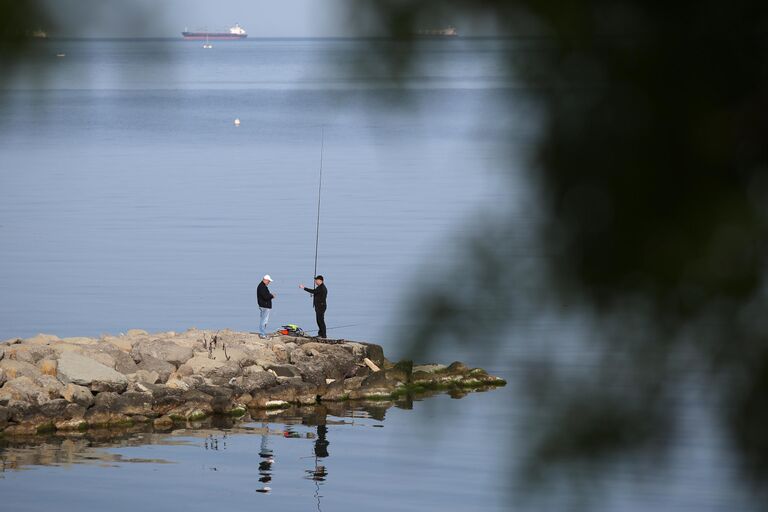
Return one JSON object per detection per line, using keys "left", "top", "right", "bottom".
{"left": 314, "top": 425, "right": 329, "bottom": 458}
{"left": 299, "top": 275, "right": 327, "bottom": 338}
{"left": 257, "top": 422, "right": 274, "bottom": 492}
{"left": 307, "top": 424, "right": 329, "bottom": 482}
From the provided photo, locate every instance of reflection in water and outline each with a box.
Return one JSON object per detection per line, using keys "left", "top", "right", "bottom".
{"left": 0, "top": 399, "right": 444, "bottom": 508}
{"left": 257, "top": 422, "right": 274, "bottom": 493}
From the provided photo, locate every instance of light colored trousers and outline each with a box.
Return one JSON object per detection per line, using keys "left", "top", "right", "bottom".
{"left": 259, "top": 307, "right": 271, "bottom": 336}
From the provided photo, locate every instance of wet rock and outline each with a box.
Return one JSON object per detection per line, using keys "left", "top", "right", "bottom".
{"left": 361, "top": 342, "right": 385, "bottom": 366}
{"left": 6, "top": 399, "right": 37, "bottom": 422}
{"left": 115, "top": 392, "right": 155, "bottom": 416}
{"left": 55, "top": 418, "right": 88, "bottom": 431}
{"left": 86, "top": 392, "right": 137, "bottom": 427}
{"left": 136, "top": 355, "right": 175, "bottom": 383}
{"left": 39, "top": 398, "right": 69, "bottom": 418}
{"left": 0, "top": 405, "right": 8, "bottom": 429}
{"left": 130, "top": 339, "right": 193, "bottom": 367}
{"left": 57, "top": 351, "right": 128, "bottom": 393}
{"left": 321, "top": 379, "right": 348, "bottom": 401}
{"left": 153, "top": 415, "right": 174, "bottom": 429}
{"left": 389, "top": 360, "right": 413, "bottom": 384}
{"left": 167, "top": 390, "right": 214, "bottom": 420}
{"left": 64, "top": 402, "right": 86, "bottom": 419}
{"left": 61, "top": 383, "right": 94, "bottom": 407}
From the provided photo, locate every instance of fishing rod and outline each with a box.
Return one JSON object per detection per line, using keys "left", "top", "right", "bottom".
{"left": 313, "top": 127, "right": 324, "bottom": 285}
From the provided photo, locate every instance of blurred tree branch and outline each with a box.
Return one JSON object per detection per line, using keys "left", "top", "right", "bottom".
{"left": 346, "top": 0, "right": 768, "bottom": 507}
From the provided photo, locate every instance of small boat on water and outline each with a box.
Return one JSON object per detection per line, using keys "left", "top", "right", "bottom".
{"left": 202, "top": 35, "right": 213, "bottom": 49}
{"left": 415, "top": 26, "right": 459, "bottom": 37}
{"left": 183, "top": 24, "right": 247, "bottom": 40}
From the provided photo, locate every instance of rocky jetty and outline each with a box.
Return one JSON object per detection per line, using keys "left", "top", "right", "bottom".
{"left": 0, "top": 329, "right": 505, "bottom": 436}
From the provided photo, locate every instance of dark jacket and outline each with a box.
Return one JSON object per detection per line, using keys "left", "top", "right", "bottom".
{"left": 303, "top": 283, "right": 327, "bottom": 309}
{"left": 257, "top": 281, "right": 273, "bottom": 309}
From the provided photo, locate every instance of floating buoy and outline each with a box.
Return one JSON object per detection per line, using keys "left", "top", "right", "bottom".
{"left": 56, "top": 53, "right": 66, "bottom": 58}
{"left": 234, "top": 118, "right": 241, "bottom": 126}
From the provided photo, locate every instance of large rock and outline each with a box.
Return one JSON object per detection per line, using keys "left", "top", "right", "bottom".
{"left": 0, "top": 376, "right": 50, "bottom": 404}
{"left": 263, "top": 363, "right": 302, "bottom": 378}
{"left": 86, "top": 343, "right": 139, "bottom": 374}
{"left": 23, "top": 334, "right": 60, "bottom": 345}
{"left": 230, "top": 370, "right": 278, "bottom": 395}
{"left": 0, "top": 359, "right": 42, "bottom": 380}
{"left": 177, "top": 355, "right": 226, "bottom": 377}
{"left": 34, "top": 374, "right": 65, "bottom": 399}
{"left": 0, "top": 367, "right": 5, "bottom": 387}
{"left": 289, "top": 342, "right": 359, "bottom": 385}
{"left": 61, "top": 383, "right": 94, "bottom": 407}
{"left": 4, "top": 344, "right": 55, "bottom": 365}
{"left": 130, "top": 340, "right": 193, "bottom": 367}
{"left": 136, "top": 355, "right": 175, "bottom": 383}
{"left": 57, "top": 351, "right": 128, "bottom": 393}
{"left": 206, "top": 361, "right": 243, "bottom": 386}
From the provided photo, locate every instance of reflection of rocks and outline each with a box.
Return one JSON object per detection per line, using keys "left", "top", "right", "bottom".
{"left": 0, "top": 329, "right": 504, "bottom": 436}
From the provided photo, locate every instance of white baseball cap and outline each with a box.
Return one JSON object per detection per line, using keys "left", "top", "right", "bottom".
{"left": 263, "top": 275, "right": 273, "bottom": 282}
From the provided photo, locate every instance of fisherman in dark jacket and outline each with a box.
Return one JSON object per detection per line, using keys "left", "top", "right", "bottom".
{"left": 300, "top": 275, "right": 327, "bottom": 338}
{"left": 257, "top": 275, "right": 275, "bottom": 339}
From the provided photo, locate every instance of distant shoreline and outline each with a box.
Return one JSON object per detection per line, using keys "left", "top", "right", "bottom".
{"left": 31, "top": 35, "right": 533, "bottom": 42}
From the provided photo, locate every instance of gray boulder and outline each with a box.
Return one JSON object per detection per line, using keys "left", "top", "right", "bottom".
{"left": 206, "top": 361, "right": 243, "bottom": 386}
{"left": 33, "top": 374, "right": 65, "bottom": 399}
{"left": 85, "top": 343, "right": 138, "bottom": 374}
{"left": 57, "top": 351, "right": 128, "bottom": 393}
{"left": 4, "top": 344, "right": 55, "bottom": 365}
{"left": 61, "top": 383, "right": 94, "bottom": 407}
{"left": 0, "top": 359, "right": 42, "bottom": 380}
{"left": 130, "top": 340, "right": 193, "bottom": 367}
{"left": 136, "top": 355, "right": 175, "bottom": 383}
{"left": 230, "top": 370, "right": 278, "bottom": 395}
{"left": 0, "top": 376, "right": 46, "bottom": 402}
{"left": 263, "top": 363, "right": 302, "bottom": 378}
{"left": 290, "top": 342, "right": 359, "bottom": 385}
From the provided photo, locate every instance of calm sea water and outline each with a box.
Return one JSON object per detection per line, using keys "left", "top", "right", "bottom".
{"left": 0, "top": 40, "right": 747, "bottom": 511}
{"left": 0, "top": 38, "right": 524, "bottom": 355}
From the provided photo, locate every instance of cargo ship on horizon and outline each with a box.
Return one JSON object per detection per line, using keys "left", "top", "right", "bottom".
{"left": 182, "top": 24, "right": 247, "bottom": 40}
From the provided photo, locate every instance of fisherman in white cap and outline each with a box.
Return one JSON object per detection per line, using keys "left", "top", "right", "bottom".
{"left": 257, "top": 275, "right": 275, "bottom": 339}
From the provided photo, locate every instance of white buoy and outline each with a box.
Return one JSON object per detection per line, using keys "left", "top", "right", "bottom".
{"left": 234, "top": 118, "right": 241, "bottom": 126}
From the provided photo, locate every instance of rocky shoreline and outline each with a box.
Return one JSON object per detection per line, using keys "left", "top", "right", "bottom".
{"left": 0, "top": 329, "right": 505, "bottom": 436}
